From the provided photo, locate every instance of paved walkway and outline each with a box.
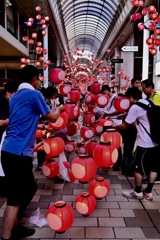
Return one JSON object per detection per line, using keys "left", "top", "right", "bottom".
{"left": 0, "top": 167, "right": 160, "bottom": 239}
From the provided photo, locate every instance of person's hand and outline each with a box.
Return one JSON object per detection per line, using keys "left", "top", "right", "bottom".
{"left": 57, "top": 104, "right": 65, "bottom": 113}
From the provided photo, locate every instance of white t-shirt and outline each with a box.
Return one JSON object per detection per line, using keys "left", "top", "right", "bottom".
{"left": 103, "top": 94, "right": 122, "bottom": 126}
{"left": 125, "top": 99, "right": 157, "bottom": 148}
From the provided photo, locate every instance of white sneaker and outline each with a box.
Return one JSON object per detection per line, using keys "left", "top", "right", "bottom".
{"left": 122, "top": 189, "right": 143, "bottom": 200}
{"left": 143, "top": 191, "right": 153, "bottom": 201}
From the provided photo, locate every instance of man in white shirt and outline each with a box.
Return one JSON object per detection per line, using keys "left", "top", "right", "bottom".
{"left": 114, "top": 87, "right": 160, "bottom": 201}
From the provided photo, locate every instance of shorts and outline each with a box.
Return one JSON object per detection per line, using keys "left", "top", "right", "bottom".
{"left": 133, "top": 146, "right": 160, "bottom": 176}
{"left": 1, "top": 150, "right": 37, "bottom": 206}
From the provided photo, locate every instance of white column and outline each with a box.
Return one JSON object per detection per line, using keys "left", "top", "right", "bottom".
{"left": 43, "top": 27, "right": 48, "bottom": 88}
{"left": 142, "top": 14, "right": 150, "bottom": 81}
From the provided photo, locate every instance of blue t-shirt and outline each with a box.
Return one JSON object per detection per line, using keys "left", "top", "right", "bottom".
{"left": 2, "top": 89, "right": 50, "bottom": 156}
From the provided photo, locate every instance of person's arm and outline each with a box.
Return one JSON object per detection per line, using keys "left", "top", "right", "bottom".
{"left": 45, "top": 105, "right": 64, "bottom": 123}
{"left": 0, "top": 119, "right": 9, "bottom": 127}
{"left": 113, "top": 121, "right": 129, "bottom": 130}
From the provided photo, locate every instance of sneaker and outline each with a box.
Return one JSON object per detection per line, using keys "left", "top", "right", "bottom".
{"left": 12, "top": 225, "right": 35, "bottom": 238}
{"left": 154, "top": 179, "right": 160, "bottom": 184}
{"left": 122, "top": 189, "right": 143, "bottom": 200}
{"left": 143, "top": 191, "right": 153, "bottom": 201}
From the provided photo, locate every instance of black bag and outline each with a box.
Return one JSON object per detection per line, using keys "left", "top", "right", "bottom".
{"left": 136, "top": 99, "right": 160, "bottom": 144}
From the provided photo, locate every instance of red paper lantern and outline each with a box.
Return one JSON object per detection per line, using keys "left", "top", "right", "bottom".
{"left": 86, "top": 140, "right": 98, "bottom": 156}
{"left": 49, "top": 111, "right": 68, "bottom": 130}
{"left": 89, "top": 176, "right": 110, "bottom": 199}
{"left": 85, "top": 104, "right": 99, "bottom": 114}
{"left": 50, "top": 68, "right": 65, "bottom": 84}
{"left": 47, "top": 201, "right": 74, "bottom": 233}
{"left": 91, "top": 82, "right": 101, "bottom": 94}
{"left": 98, "top": 118, "right": 114, "bottom": 127}
{"left": 130, "top": 14, "right": 137, "bottom": 21}
{"left": 59, "top": 82, "right": 72, "bottom": 96}
{"left": 75, "top": 192, "right": 96, "bottom": 216}
{"left": 64, "top": 140, "right": 76, "bottom": 153}
{"left": 42, "top": 159, "right": 59, "bottom": 178}
{"left": 149, "top": 48, "right": 157, "bottom": 55}
{"left": 64, "top": 121, "right": 77, "bottom": 135}
{"left": 67, "top": 89, "right": 81, "bottom": 103}
{"left": 113, "top": 96, "right": 130, "bottom": 112}
{"left": 91, "top": 122, "right": 103, "bottom": 135}
{"left": 146, "top": 38, "right": 153, "bottom": 45}
{"left": 84, "top": 91, "right": 95, "bottom": 104}
{"left": 95, "top": 94, "right": 109, "bottom": 107}
{"left": 93, "top": 142, "right": 118, "bottom": 169}
{"left": 100, "top": 129, "right": 122, "bottom": 149}
{"left": 80, "top": 126, "right": 94, "bottom": 140}
{"left": 83, "top": 112, "right": 95, "bottom": 125}
{"left": 71, "top": 155, "right": 97, "bottom": 183}
{"left": 36, "top": 129, "right": 46, "bottom": 138}
{"left": 64, "top": 103, "right": 80, "bottom": 120}
{"left": 77, "top": 143, "right": 88, "bottom": 154}
{"left": 44, "top": 136, "right": 65, "bottom": 157}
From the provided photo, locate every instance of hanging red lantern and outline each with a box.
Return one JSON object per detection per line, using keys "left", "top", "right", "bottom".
{"left": 113, "top": 96, "right": 130, "bottom": 112}
{"left": 49, "top": 111, "right": 68, "bottom": 130}
{"left": 44, "top": 136, "right": 65, "bottom": 157}
{"left": 91, "top": 122, "right": 103, "bottom": 135}
{"left": 100, "top": 129, "right": 122, "bottom": 149}
{"left": 75, "top": 192, "right": 96, "bottom": 216}
{"left": 84, "top": 91, "right": 95, "bottom": 104}
{"left": 130, "top": 14, "right": 137, "bottom": 21}
{"left": 64, "top": 121, "right": 77, "bottom": 136}
{"left": 148, "top": 5, "right": 156, "bottom": 13}
{"left": 36, "top": 14, "right": 42, "bottom": 20}
{"left": 98, "top": 118, "right": 114, "bottom": 128}
{"left": 67, "top": 89, "right": 81, "bottom": 103}
{"left": 146, "top": 38, "right": 153, "bottom": 45}
{"left": 86, "top": 140, "right": 98, "bottom": 156}
{"left": 28, "top": 39, "right": 34, "bottom": 45}
{"left": 149, "top": 48, "right": 157, "bottom": 55}
{"left": 95, "top": 94, "right": 109, "bottom": 108}
{"left": 77, "top": 143, "right": 88, "bottom": 155}
{"left": 64, "top": 140, "right": 76, "bottom": 153}
{"left": 50, "top": 68, "right": 65, "bottom": 84}
{"left": 91, "top": 82, "right": 101, "bottom": 94}
{"left": 59, "top": 82, "right": 72, "bottom": 96}
{"left": 154, "top": 39, "right": 160, "bottom": 46}
{"left": 47, "top": 201, "right": 74, "bottom": 233}
{"left": 80, "top": 126, "right": 94, "bottom": 140}
{"left": 85, "top": 104, "right": 99, "bottom": 114}
{"left": 71, "top": 155, "right": 97, "bottom": 183}
{"left": 141, "top": 8, "right": 148, "bottom": 16}
{"left": 36, "top": 5, "right": 41, "bottom": 11}
{"left": 89, "top": 176, "right": 110, "bottom": 200}
{"left": 64, "top": 102, "right": 80, "bottom": 120}
{"left": 32, "top": 33, "right": 37, "bottom": 38}
{"left": 35, "top": 129, "right": 46, "bottom": 138}
{"left": 42, "top": 159, "right": 59, "bottom": 178}
{"left": 83, "top": 112, "right": 95, "bottom": 126}
{"left": 93, "top": 142, "right": 118, "bottom": 169}
{"left": 138, "top": 22, "right": 145, "bottom": 31}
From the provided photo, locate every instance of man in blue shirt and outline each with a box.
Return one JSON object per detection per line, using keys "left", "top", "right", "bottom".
{"left": 1, "top": 65, "right": 64, "bottom": 240}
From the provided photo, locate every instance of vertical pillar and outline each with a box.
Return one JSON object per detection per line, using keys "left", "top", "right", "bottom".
{"left": 43, "top": 27, "right": 48, "bottom": 88}
{"left": 142, "top": 14, "right": 150, "bottom": 80}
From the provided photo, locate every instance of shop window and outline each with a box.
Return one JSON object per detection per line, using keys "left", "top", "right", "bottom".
{"left": 0, "top": 0, "right": 5, "bottom": 27}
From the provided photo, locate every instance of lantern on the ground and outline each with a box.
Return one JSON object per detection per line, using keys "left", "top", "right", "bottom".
{"left": 91, "top": 82, "right": 101, "bottom": 94}
{"left": 64, "top": 140, "right": 76, "bottom": 153}
{"left": 89, "top": 176, "right": 110, "bottom": 199}
{"left": 77, "top": 143, "right": 88, "bottom": 154}
{"left": 50, "top": 68, "right": 65, "bottom": 84}
{"left": 93, "top": 142, "right": 118, "bottom": 169}
{"left": 36, "top": 129, "right": 46, "bottom": 138}
{"left": 47, "top": 201, "right": 74, "bottom": 233}
{"left": 59, "top": 82, "right": 72, "bottom": 96}
{"left": 64, "top": 121, "right": 77, "bottom": 136}
{"left": 86, "top": 140, "right": 98, "bottom": 156}
{"left": 100, "top": 129, "right": 122, "bottom": 149}
{"left": 113, "top": 96, "right": 130, "bottom": 112}
{"left": 64, "top": 102, "right": 80, "bottom": 120}
{"left": 83, "top": 112, "right": 95, "bottom": 126}
{"left": 75, "top": 192, "right": 96, "bottom": 216}
{"left": 95, "top": 94, "right": 109, "bottom": 108}
{"left": 67, "top": 89, "right": 81, "bottom": 103}
{"left": 71, "top": 155, "right": 97, "bottom": 183}
{"left": 80, "top": 126, "right": 94, "bottom": 140}
{"left": 42, "top": 159, "right": 59, "bottom": 178}
{"left": 49, "top": 111, "right": 68, "bottom": 130}
{"left": 44, "top": 136, "right": 65, "bottom": 157}
{"left": 91, "top": 122, "right": 103, "bottom": 135}
{"left": 84, "top": 91, "right": 95, "bottom": 104}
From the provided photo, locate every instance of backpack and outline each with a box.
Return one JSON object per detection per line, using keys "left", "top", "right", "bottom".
{"left": 135, "top": 99, "right": 160, "bottom": 144}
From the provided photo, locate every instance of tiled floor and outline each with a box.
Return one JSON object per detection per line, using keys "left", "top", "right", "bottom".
{"left": 1, "top": 166, "right": 160, "bottom": 239}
